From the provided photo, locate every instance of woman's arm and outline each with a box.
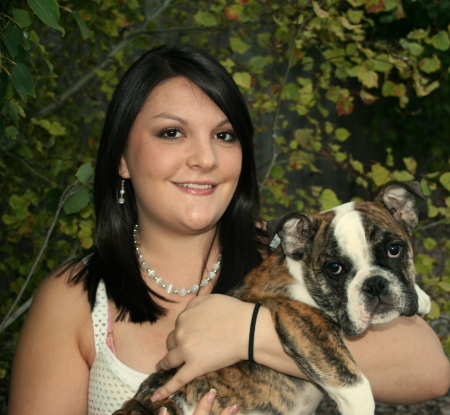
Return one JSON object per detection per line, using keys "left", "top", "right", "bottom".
{"left": 8, "top": 271, "right": 94, "bottom": 415}
{"left": 255, "top": 307, "right": 450, "bottom": 404}
{"left": 153, "top": 295, "right": 450, "bottom": 404}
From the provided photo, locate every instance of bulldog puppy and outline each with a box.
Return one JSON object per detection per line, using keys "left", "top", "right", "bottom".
{"left": 113, "top": 181, "right": 431, "bottom": 415}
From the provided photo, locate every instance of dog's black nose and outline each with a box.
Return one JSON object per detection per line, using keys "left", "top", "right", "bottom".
{"left": 362, "top": 276, "right": 389, "bottom": 297}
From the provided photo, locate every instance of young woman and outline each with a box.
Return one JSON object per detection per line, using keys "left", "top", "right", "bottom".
{"left": 8, "top": 44, "right": 450, "bottom": 415}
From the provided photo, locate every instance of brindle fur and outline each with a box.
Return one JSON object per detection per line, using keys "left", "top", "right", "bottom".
{"left": 113, "top": 181, "right": 427, "bottom": 415}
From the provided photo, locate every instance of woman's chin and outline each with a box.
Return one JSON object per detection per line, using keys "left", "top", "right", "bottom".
{"left": 180, "top": 217, "right": 220, "bottom": 234}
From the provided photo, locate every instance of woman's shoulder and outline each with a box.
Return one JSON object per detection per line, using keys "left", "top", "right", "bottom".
{"left": 8, "top": 262, "right": 96, "bottom": 413}
{"left": 37, "top": 260, "right": 88, "bottom": 304}
{"left": 28, "top": 261, "right": 95, "bottom": 357}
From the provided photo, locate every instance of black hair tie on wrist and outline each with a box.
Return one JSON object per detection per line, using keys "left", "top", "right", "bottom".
{"left": 248, "top": 302, "right": 262, "bottom": 363}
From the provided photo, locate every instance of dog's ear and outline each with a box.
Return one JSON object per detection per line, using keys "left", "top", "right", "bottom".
{"left": 267, "top": 212, "right": 316, "bottom": 259}
{"left": 374, "top": 181, "right": 425, "bottom": 234}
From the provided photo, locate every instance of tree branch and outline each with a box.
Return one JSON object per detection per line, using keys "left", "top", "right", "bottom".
{"left": 2, "top": 149, "right": 61, "bottom": 187}
{"left": 0, "top": 181, "right": 86, "bottom": 334}
{"left": 418, "top": 218, "right": 450, "bottom": 231}
{"left": 259, "top": 15, "right": 313, "bottom": 191}
{"left": 36, "top": 0, "right": 174, "bottom": 118}
{"left": 0, "top": 242, "right": 80, "bottom": 331}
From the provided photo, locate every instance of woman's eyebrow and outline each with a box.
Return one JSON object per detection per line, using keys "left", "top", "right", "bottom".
{"left": 152, "top": 114, "right": 232, "bottom": 129}
{"left": 151, "top": 113, "right": 188, "bottom": 124}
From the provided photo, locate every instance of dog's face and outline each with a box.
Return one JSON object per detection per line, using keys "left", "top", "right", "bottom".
{"left": 268, "top": 181, "right": 425, "bottom": 336}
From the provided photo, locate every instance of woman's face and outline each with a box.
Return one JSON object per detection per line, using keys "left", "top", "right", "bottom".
{"left": 119, "top": 76, "right": 242, "bottom": 236}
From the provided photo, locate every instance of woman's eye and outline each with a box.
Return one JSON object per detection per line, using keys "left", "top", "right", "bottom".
{"left": 327, "top": 262, "right": 344, "bottom": 275}
{"left": 158, "top": 128, "right": 182, "bottom": 139}
{"left": 387, "top": 244, "right": 402, "bottom": 258}
{"left": 216, "top": 131, "right": 236, "bottom": 142}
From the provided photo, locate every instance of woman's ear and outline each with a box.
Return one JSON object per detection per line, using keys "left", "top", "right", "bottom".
{"left": 119, "top": 155, "right": 131, "bottom": 179}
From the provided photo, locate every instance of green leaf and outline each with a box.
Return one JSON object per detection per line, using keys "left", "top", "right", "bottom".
{"left": 347, "top": 9, "right": 363, "bottom": 23}
{"left": 427, "top": 198, "right": 439, "bottom": 218}
{"left": 369, "top": 164, "right": 390, "bottom": 186}
{"left": 391, "top": 170, "right": 414, "bottom": 182}
{"left": 31, "top": 118, "right": 66, "bottom": 135}
{"left": 73, "top": 11, "right": 93, "bottom": 39}
{"left": 440, "top": 172, "right": 450, "bottom": 192}
{"left": 10, "top": 63, "right": 35, "bottom": 101}
{"left": 350, "top": 159, "right": 364, "bottom": 174}
{"left": 270, "top": 165, "right": 284, "bottom": 179}
{"left": 373, "top": 54, "right": 393, "bottom": 72}
{"left": 312, "top": 1, "right": 329, "bottom": 18}
{"left": 334, "top": 127, "right": 351, "bottom": 142}
{"left": 27, "top": 0, "right": 64, "bottom": 34}
{"left": 419, "top": 55, "right": 441, "bottom": 74}
{"left": 438, "top": 282, "right": 450, "bottom": 292}
{"left": 320, "top": 189, "right": 341, "bottom": 211}
{"left": 399, "top": 39, "right": 424, "bottom": 56}
{"left": 230, "top": 37, "right": 251, "bottom": 54}
{"left": 382, "top": 81, "right": 406, "bottom": 97}
{"left": 9, "top": 194, "right": 29, "bottom": 210}
{"left": 13, "top": 9, "right": 34, "bottom": 27}
{"left": 5, "top": 126, "right": 19, "bottom": 139}
{"left": 360, "top": 89, "right": 378, "bottom": 104}
{"left": 403, "top": 157, "right": 417, "bottom": 173}
{"left": 2, "top": 26, "right": 21, "bottom": 58}
{"left": 423, "top": 237, "right": 437, "bottom": 250}
{"left": 427, "top": 301, "right": 440, "bottom": 319}
{"left": 194, "top": 10, "right": 218, "bottom": 27}
{"left": 407, "top": 28, "right": 429, "bottom": 40}
{"left": 233, "top": 72, "right": 251, "bottom": 89}
{"left": 431, "top": 31, "right": 450, "bottom": 51}
{"left": 366, "top": 0, "right": 384, "bottom": 13}
{"left": 76, "top": 162, "right": 94, "bottom": 184}
{"left": 415, "top": 253, "right": 434, "bottom": 275}
{"left": 63, "top": 188, "right": 90, "bottom": 214}
{"left": 248, "top": 56, "right": 268, "bottom": 73}
{"left": 225, "top": 4, "right": 243, "bottom": 20}
{"left": 358, "top": 66, "right": 378, "bottom": 88}
{"left": 4, "top": 100, "right": 25, "bottom": 127}
{"left": 283, "top": 83, "right": 299, "bottom": 100}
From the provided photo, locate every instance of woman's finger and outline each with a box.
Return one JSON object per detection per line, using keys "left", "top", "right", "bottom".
{"left": 192, "top": 389, "right": 217, "bottom": 415}
{"left": 151, "top": 364, "right": 197, "bottom": 401}
{"left": 166, "top": 330, "right": 177, "bottom": 350}
{"left": 155, "top": 348, "right": 185, "bottom": 372}
{"left": 192, "top": 389, "right": 240, "bottom": 415}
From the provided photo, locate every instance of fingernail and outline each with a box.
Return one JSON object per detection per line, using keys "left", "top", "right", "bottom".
{"left": 207, "top": 388, "right": 217, "bottom": 403}
{"left": 151, "top": 391, "right": 162, "bottom": 402}
{"left": 158, "top": 408, "right": 167, "bottom": 415}
{"left": 155, "top": 362, "right": 162, "bottom": 372}
{"left": 228, "top": 404, "right": 240, "bottom": 415}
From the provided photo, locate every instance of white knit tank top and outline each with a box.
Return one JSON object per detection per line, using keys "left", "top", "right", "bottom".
{"left": 88, "top": 281, "right": 149, "bottom": 414}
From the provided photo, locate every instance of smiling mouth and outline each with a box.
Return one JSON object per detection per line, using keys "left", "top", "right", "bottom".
{"left": 175, "top": 183, "right": 214, "bottom": 189}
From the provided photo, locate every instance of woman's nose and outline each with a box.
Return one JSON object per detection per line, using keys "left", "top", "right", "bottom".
{"left": 186, "top": 137, "right": 218, "bottom": 171}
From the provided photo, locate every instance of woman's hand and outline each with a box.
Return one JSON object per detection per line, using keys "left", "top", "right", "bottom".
{"left": 158, "top": 389, "right": 240, "bottom": 415}
{"left": 152, "top": 294, "right": 255, "bottom": 401}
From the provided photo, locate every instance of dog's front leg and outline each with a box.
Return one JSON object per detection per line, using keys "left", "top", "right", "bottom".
{"left": 262, "top": 297, "right": 375, "bottom": 415}
{"left": 415, "top": 284, "right": 431, "bottom": 316}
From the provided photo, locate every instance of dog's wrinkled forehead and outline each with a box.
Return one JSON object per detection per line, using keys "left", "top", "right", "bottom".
{"left": 324, "top": 200, "right": 408, "bottom": 257}
{"left": 325, "top": 202, "right": 369, "bottom": 264}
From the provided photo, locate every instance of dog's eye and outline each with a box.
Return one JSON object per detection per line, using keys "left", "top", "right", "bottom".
{"left": 327, "top": 262, "right": 344, "bottom": 275}
{"left": 387, "top": 244, "right": 402, "bottom": 258}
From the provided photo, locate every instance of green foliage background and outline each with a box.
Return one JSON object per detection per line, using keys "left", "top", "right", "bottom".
{"left": 1, "top": 0, "right": 450, "bottom": 410}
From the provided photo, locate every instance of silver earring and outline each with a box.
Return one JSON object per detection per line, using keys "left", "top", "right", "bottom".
{"left": 118, "top": 179, "right": 125, "bottom": 204}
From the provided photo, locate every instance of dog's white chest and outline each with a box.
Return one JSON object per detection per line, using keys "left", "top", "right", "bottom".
{"left": 286, "top": 257, "right": 319, "bottom": 308}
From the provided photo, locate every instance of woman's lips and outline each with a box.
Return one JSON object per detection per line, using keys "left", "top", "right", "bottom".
{"left": 175, "top": 183, "right": 213, "bottom": 189}
{"left": 173, "top": 182, "right": 217, "bottom": 195}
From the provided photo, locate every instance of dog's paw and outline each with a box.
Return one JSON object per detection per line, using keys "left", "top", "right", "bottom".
{"left": 415, "top": 284, "right": 431, "bottom": 316}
